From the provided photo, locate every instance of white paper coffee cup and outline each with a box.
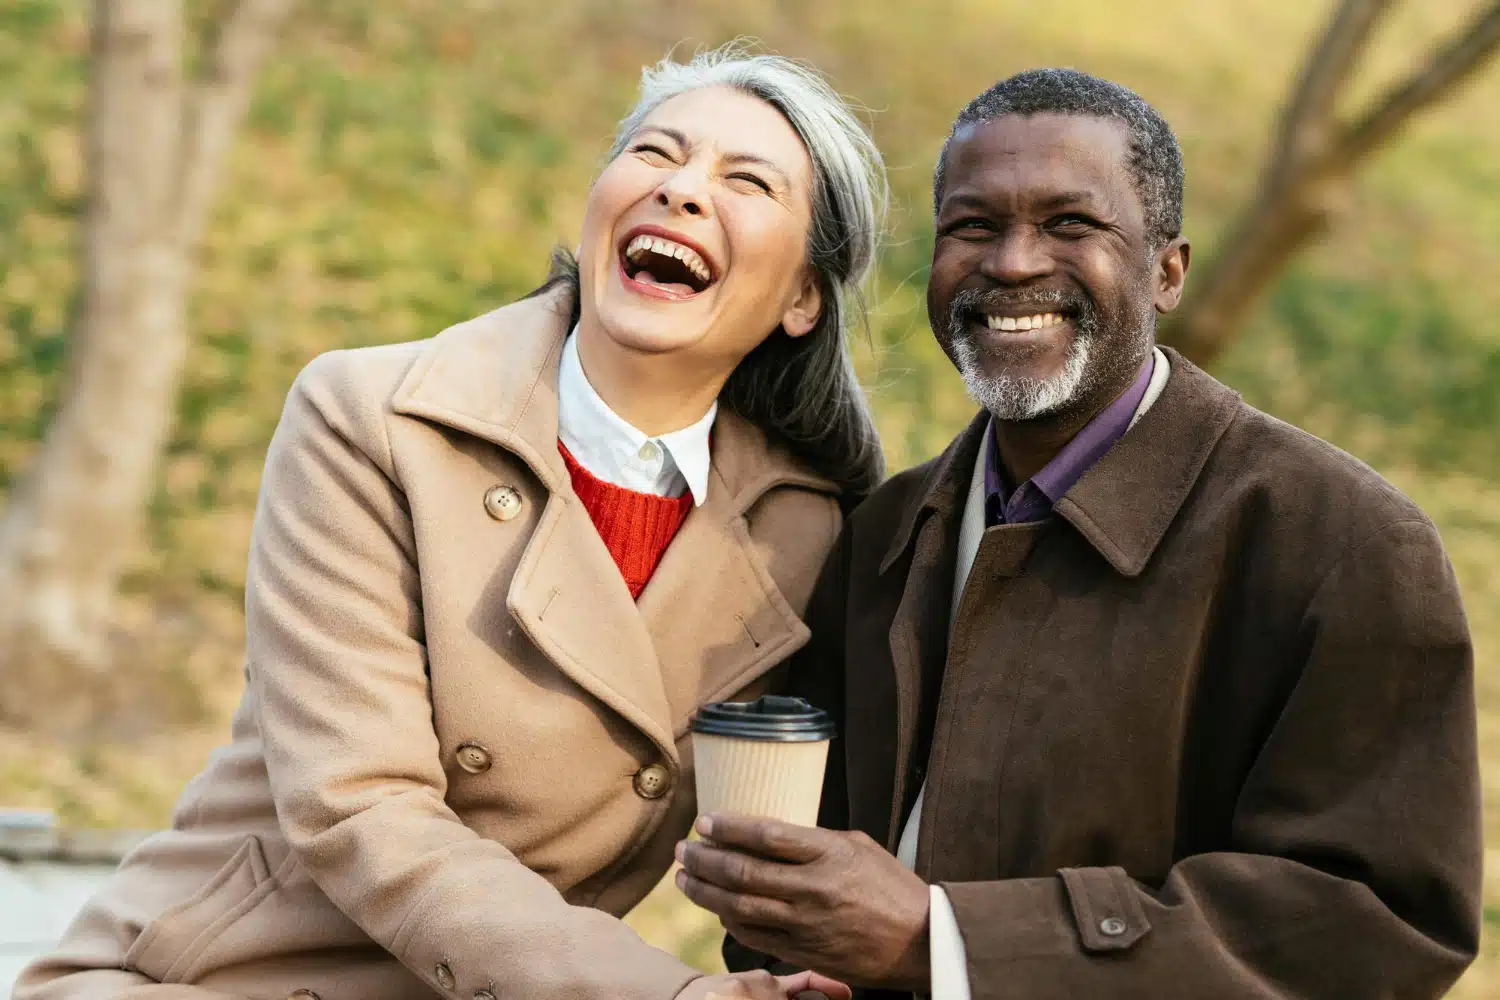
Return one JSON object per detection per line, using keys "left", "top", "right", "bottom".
{"left": 689, "top": 695, "right": 836, "bottom": 827}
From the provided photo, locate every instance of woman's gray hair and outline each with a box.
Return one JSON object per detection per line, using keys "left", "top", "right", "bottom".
{"left": 533, "top": 44, "right": 888, "bottom": 500}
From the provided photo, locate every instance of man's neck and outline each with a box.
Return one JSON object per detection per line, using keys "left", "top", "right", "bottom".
{"left": 990, "top": 353, "right": 1151, "bottom": 485}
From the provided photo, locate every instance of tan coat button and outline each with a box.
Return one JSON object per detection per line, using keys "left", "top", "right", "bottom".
{"left": 483, "top": 485, "right": 523, "bottom": 521}
{"left": 475, "top": 992, "right": 497, "bottom": 1000}
{"left": 633, "top": 762, "right": 671, "bottom": 799}
{"left": 435, "top": 962, "right": 456, "bottom": 990}
{"left": 287, "top": 992, "right": 320, "bottom": 1000}
{"left": 456, "top": 741, "right": 492, "bottom": 774}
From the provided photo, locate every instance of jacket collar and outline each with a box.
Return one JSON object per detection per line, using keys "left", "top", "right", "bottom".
{"left": 391, "top": 285, "right": 837, "bottom": 510}
{"left": 881, "top": 348, "right": 1241, "bottom": 578}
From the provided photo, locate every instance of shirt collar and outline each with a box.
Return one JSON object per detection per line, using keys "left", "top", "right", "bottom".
{"left": 985, "top": 351, "right": 1157, "bottom": 525}
{"left": 556, "top": 329, "right": 716, "bottom": 506}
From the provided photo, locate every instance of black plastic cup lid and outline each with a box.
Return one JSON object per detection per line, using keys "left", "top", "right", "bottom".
{"left": 689, "top": 695, "right": 835, "bottom": 743}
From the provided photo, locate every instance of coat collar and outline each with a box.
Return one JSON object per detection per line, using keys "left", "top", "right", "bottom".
{"left": 391, "top": 286, "right": 837, "bottom": 510}
{"left": 391, "top": 286, "right": 840, "bottom": 765}
{"left": 880, "top": 348, "right": 1241, "bottom": 579}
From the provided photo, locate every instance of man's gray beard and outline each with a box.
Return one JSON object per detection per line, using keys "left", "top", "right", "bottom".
{"left": 950, "top": 330, "right": 1093, "bottom": 421}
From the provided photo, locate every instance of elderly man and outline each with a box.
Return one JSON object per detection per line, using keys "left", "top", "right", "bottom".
{"left": 675, "top": 69, "right": 1481, "bottom": 999}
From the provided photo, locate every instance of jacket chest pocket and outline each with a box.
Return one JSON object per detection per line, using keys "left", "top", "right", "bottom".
{"left": 124, "top": 835, "right": 277, "bottom": 984}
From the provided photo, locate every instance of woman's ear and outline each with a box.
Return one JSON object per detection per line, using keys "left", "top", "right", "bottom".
{"left": 781, "top": 268, "right": 824, "bottom": 339}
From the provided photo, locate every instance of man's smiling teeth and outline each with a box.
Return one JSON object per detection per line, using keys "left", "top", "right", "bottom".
{"left": 625, "top": 234, "right": 712, "bottom": 284}
{"left": 985, "top": 312, "right": 1064, "bottom": 332}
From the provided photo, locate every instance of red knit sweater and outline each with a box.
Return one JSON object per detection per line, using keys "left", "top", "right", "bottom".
{"left": 558, "top": 441, "right": 694, "bottom": 599}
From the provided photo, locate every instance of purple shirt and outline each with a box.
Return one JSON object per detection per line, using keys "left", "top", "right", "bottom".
{"left": 985, "top": 354, "right": 1155, "bottom": 526}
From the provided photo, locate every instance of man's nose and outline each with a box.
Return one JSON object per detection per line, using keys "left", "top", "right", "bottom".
{"left": 980, "top": 226, "right": 1054, "bottom": 284}
{"left": 654, "top": 168, "right": 712, "bottom": 219}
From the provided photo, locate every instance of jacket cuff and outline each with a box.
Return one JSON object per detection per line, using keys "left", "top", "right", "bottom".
{"left": 940, "top": 867, "right": 1152, "bottom": 972}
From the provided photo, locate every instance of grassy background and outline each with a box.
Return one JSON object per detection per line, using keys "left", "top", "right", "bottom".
{"left": 2, "top": 0, "right": 1499, "bottom": 991}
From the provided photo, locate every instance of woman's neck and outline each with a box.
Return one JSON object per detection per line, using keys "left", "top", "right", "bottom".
{"left": 573, "top": 319, "right": 725, "bottom": 437}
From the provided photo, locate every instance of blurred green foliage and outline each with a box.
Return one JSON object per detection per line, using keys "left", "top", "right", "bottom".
{"left": 1, "top": 0, "right": 1499, "bottom": 990}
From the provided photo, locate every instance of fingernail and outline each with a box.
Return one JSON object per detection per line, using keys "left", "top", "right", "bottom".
{"left": 696, "top": 816, "right": 713, "bottom": 837}
{"left": 675, "top": 869, "right": 687, "bottom": 889}
{"left": 674, "top": 841, "right": 686, "bottom": 863}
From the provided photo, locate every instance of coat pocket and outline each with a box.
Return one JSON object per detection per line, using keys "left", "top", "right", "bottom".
{"left": 123, "top": 835, "right": 273, "bottom": 983}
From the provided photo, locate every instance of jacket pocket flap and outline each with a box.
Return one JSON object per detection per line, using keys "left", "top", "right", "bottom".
{"left": 123, "top": 836, "right": 271, "bottom": 982}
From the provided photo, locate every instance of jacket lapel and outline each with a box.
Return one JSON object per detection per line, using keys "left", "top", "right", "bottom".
{"left": 878, "top": 414, "right": 989, "bottom": 850}
{"left": 639, "top": 410, "right": 838, "bottom": 735}
{"left": 390, "top": 288, "right": 838, "bottom": 764}
{"left": 391, "top": 289, "right": 675, "bottom": 761}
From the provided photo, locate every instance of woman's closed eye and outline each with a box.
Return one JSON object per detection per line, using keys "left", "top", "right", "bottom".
{"left": 631, "top": 142, "right": 678, "bottom": 163}
{"left": 728, "top": 171, "right": 773, "bottom": 195}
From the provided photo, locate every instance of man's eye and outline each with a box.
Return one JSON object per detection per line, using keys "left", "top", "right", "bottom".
{"left": 945, "top": 219, "right": 992, "bottom": 238}
{"left": 1048, "top": 215, "right": 1096, "bottom": 235}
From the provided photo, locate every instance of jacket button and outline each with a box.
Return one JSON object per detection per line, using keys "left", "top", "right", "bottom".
{"left": 435, "top": 962, "right": 456, "bottom": 989}
{"left": 475, "top": 992, "right": 497, "bottom": 1000}
{"left": 287, "top": 992, "right": 320, "bottom": 1000}
{"left": 483, "top": 485, "right": 523, "bottom": 522}
{"left": 1099, "top": 916, "right": 1127, "bottom": 937}
{"left": 633, "top": 763, "right": 671, "bottom": 799}
{"left": 456, "top": 741, "right": 492, "bottom": 774}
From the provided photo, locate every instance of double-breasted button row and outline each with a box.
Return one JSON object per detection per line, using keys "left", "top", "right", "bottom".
{"left": 633, "top": 762, "right": 671, "bottom": 799}
{"left": 456, "top": 741, "right": 492, "bottom": 774}
{"left": 483, "top": 485, "right": 523, "bottom": 522}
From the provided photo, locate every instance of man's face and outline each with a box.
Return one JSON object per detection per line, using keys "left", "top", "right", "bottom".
{"left": 927, "top": 113, "right": 1186, "bottom": 421}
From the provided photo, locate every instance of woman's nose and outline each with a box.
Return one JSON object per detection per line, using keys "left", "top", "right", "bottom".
{"left": 654, "top": 171, "right": 711, "bottom": 218}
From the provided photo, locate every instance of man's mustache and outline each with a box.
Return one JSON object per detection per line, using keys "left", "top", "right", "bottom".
{"left": 946, "top": 287, "right": 1101, "bottom": 356}
{"left": 948, "top": 286, "right": 1094, "bottom": 324}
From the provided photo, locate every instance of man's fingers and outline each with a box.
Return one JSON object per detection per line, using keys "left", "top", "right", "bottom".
{"left": 695, "top": 812, "right": 828, "bottom": 863}
{"left": 678, "top": 841, "right": 807, "bottom": 901}
{"left": 677, "top": 868, "right": 798, "bottom": 928}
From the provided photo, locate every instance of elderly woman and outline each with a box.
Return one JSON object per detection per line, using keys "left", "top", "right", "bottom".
{"left": 18, "top": 47, "right": 886, "bottom": 1000}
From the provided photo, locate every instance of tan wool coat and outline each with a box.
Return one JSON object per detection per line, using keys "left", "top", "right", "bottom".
{"left": 17, "top": 287, "right": 844, "bottom": 1000}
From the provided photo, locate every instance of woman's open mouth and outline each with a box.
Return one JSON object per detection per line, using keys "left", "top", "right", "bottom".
{"left": 617, "top": 227, "right": 718, "bottom": 301}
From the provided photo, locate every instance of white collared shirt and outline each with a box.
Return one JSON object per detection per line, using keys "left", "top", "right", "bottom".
{"left": 556, "top": 330, "right": 716, "bottom": 506}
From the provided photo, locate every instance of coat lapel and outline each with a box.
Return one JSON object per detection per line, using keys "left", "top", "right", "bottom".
{"left": 390, "top": 289, "right": 674, "bottom": 761}
{"left": 877, "top": 414, "right": 989, "bottom": 850}
{"left": 638, "top": 411, "right": 836, "bottom": 736}
{"left": 390, "top": 287, "right": 837, "bottom": 764}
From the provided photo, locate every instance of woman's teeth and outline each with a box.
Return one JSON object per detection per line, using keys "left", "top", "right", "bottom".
{"left": 624, "top": 234, "right": 712, "bottom": 285}
{"left": 985, "top": 312, "right": 1065, "bottom": 332}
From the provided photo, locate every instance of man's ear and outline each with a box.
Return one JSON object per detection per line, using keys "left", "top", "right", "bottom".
{"left": 1154, "top": 236, "right": 1190, "bottom": 314}
{"left": 781, "top": 268, "right": 824, "bottom": 338}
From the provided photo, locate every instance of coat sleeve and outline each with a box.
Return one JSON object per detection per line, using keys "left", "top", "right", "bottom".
{"left": 248, "top": 355, "right": 700, "bottom": 1000}
{"left": 940, "top": 517, "right": 1482, "bottom": 1000}
{"left": 723, "top": 524, "right": 854, "bottom": 977}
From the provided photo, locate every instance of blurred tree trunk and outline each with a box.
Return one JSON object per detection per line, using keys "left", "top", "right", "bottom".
{"left": 0, "top": 0, "right": 293, "bottom": 724}
{"left": 1165, "top": 0, "right": 1500, "bottom": 366}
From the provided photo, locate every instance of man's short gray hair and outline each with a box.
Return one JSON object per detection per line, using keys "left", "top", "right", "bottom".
{"left": 606, "top": 45, "right": 890, "bottom": 497}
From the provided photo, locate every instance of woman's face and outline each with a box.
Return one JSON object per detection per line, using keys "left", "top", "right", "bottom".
{"left": 577, "top": 86, "right": 822, "bottom": 372}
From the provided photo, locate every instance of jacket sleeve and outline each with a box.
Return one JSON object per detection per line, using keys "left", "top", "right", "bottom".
{"left": 723, "top": 524, "right": 854, "bottom": 977}
{"left": 940, "top": 517, "right": 1482, "bottom": 1000}
{"left": 248, "top": 356, "right": 700, "bottom": 1000}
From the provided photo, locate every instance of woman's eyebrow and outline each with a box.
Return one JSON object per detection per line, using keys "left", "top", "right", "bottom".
{"left": 633, "top": 125, "right": 688, "bottom": 148}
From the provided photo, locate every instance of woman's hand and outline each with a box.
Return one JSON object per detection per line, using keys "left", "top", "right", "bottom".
{"left": 674, "top": 970, "right": 853, "bottom": 1000}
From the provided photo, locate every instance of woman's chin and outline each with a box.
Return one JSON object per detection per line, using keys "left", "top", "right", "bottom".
{"left": 591, "top": 311, "right": 708, "bottom": 357}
